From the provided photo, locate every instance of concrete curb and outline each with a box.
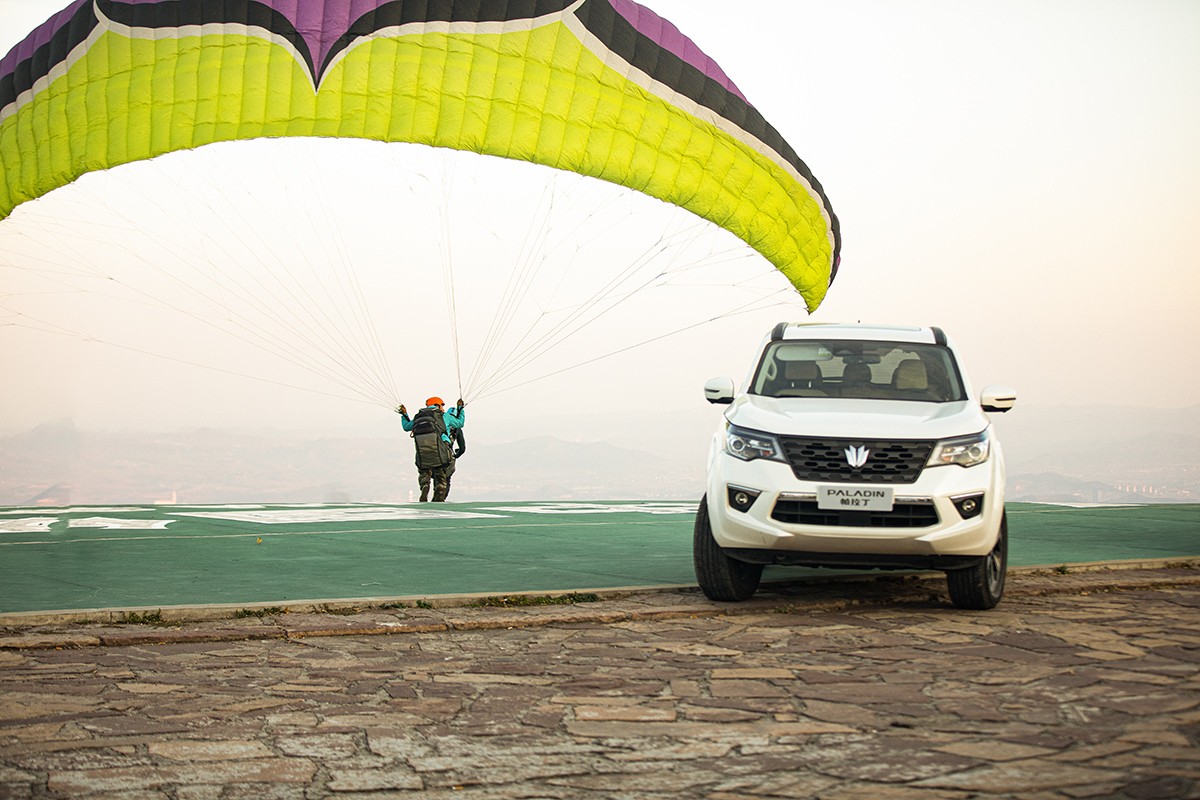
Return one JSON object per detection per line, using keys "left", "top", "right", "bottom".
{"left": 3, "top": 555, "right": 1197, "bottom": 629}
{"left": 1, "top": 557, "right": 1197, "bottom": 650}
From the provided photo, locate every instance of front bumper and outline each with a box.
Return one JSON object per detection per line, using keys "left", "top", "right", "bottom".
{"left": 706, "top": 441, "right": 1005, "bottom": 565}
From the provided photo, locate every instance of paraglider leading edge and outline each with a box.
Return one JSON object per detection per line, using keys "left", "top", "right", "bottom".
{"left": 0, "top": 0, "right": 841, "bottom": 310}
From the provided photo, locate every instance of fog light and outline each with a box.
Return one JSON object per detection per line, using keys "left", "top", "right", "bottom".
{"left": 952, "top": 493, "right": 985, "bottom": 519}
{"left": 727, "top": 485, "right": 761, "bottom": 513}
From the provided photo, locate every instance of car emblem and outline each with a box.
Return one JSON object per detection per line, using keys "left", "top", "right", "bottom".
{"left": 845, "top": 445, "right": 870, "bottom": 468}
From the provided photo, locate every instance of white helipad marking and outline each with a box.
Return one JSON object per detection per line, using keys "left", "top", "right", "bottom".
{"left": 174, "top": 507, "right": 506, "bottom": 524}
{"left": 173, "top": 504, "right": 268, "bottom": 510}
{"left": 481, "top": 502, "right": 695, "bottom": 516}
{"left": 1028, "top": 503, "right": 1145, "bottom": 510}
{"left": 68, "top": 517, "right": 174, "bottom": 530}
{"left": 0, "top": 518, "right": 59, "bottom": 533}
{"left": 0, "top": 507, "right": 152, "bottom": 515}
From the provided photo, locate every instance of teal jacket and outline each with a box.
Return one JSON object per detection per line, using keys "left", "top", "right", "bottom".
{"left": 400, "top": 405, "right": 465, "bottom": 445}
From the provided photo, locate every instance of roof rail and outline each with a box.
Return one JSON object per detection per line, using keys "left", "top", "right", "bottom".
{"left": 770, "top": 322, "right": 789, "bottom": 341}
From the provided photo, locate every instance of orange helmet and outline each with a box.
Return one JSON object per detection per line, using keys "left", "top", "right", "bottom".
{"left": 425, "top": 396, "right": 445, "bottom": 407}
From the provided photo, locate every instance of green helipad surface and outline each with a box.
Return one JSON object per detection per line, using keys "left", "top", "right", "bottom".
{"left": 1, "top": 501, "right": 1198, "bottom": 614}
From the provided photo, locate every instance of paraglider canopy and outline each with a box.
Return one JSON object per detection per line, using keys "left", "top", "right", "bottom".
{"left": 0, "top": 0, "right": 840, "bottom": 311}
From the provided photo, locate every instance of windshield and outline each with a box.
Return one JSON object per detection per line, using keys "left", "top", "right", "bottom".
{"left": 750, "top": 339, "right": 966, "bottom": 402}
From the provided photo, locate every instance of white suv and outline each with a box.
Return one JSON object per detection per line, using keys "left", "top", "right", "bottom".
{"left": 696, "top": 322, "right": 1016, "bottom": 609}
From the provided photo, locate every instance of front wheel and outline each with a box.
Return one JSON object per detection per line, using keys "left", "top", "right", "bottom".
{"left": 946, "top": 512, "right": 1008, "bottom": 610}
{"left": 693, "top": 495, "right": 763, "bottom": 602}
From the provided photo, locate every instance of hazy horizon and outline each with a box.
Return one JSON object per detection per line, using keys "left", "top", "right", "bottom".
{"left": 4, "top": 401, "right": 1198, "bottom": 506}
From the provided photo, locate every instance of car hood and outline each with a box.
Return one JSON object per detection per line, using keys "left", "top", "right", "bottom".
{"left": 725, "top": 396, "right": 989, "bottom": 440}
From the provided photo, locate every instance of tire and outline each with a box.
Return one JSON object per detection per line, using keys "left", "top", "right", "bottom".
{"left": 693, "top": 495, "right": 763, "bottom": 602}
{"left": 946, "top": 512, "right": 1008, "bottom": 610}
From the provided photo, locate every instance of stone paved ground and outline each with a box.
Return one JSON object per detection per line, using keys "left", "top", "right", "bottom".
{"left": 1, "top": 565, "right": 1198, "bottom": 799}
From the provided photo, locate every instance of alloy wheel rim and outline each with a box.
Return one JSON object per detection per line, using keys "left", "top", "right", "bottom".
{"left": 985, "top": 545, "right": 1005, "bottom": 595}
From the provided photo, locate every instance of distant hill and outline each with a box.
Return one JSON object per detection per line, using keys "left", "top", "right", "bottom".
{"left": 1007, "top": 473, "right": 1146, "bottom": 504}
{"left": 459, "top": 435, "right": 698, "bottom": 501}
{"left": 992, "top": 404, "right": 1200, "bottom": 502}
{"left": 0, "top": 423, "right": 702, "bottom": 505}
{"left": 2, "top": 404, "right": 1197, "bottom": 505}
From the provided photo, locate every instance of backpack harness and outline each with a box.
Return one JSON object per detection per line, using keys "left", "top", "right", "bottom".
{"left": 410, "top": 407, "right": 454, "bottom": 469}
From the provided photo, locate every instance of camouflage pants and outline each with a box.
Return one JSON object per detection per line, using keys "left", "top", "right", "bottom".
{"left": 418, "top": 458, "right": 456, "bottom": 502}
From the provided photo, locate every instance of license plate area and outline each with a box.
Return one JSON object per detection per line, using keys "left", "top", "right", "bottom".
{"left": 817, "top": 486, "right": 895, "bottom": 512}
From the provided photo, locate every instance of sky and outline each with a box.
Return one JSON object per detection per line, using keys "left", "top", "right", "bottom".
{"left": 1, "top": 0, "right": 1198, "bottom": 444}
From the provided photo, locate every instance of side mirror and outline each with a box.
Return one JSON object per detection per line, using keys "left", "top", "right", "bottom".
{"left": 704, "top": 377, "right": 736, "bottom": 405}
{"left": 980, "top": 385, "right": 1017, "bottom": 413}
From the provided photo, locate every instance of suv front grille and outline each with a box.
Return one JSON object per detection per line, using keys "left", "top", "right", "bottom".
{"left": 772, "top": 497, "right": 939, "bottom": 528}
{"left": 778, "top": 437, "right": 934, "bottom": 484}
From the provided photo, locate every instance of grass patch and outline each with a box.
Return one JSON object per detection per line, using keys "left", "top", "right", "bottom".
{"left": 121, "top": 610, "right": 168, "bottom": 625}
{"left": 316, "top": 604, "right": 361, "bottom": 616}
{"left": 1055, "top": 565, "right": 1071, "bottom": 575}
{"left": 233, "top": 606, "right": 287, "bottom": 619}
{"left": 474, "top": 592, "right": 601, "bottom": 608}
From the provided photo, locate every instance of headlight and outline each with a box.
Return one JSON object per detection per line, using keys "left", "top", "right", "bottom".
{"left": 725, "top": 424, "right": 785, "bottom": 462}
{"left": 928, "top": 430, "right": 991, "bottom": 468}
